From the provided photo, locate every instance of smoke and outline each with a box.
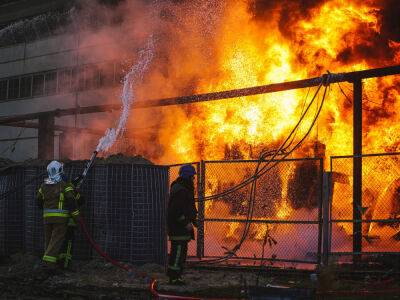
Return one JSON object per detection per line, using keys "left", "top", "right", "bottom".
{"left": 379, "top": 0, "right": 400, "bottom": 42}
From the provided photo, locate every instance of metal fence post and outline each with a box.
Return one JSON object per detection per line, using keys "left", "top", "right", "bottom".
{"left": 196, "top": 161, "right": 205, "bottom": 259}
{"left": 317, "top": 158, "right": 324, "bottom": 266}
{"left": 353, "top": 79, "right": 363, "bottom": 260}
{"left": 322, "top": 171, "right": 332, "bottom": 266}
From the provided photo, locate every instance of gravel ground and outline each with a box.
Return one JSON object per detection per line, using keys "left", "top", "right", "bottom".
{"left": 1, "top": 253, "right": 399, "bottom": 299}
{"left": 0, "top": 253, "right": 315, "bottom": 299}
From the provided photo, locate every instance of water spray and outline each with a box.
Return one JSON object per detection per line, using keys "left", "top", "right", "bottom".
{"left": 75, "top": 37, "right": 155, "bottom": 188}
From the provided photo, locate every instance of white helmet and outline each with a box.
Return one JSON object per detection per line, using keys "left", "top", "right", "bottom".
{"left": 46, "top": 160, "right": 64, "bottom": 184}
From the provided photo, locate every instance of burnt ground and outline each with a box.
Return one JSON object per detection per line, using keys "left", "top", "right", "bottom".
{"left": 0, "top": 253, "right": 400, "bottom": 300}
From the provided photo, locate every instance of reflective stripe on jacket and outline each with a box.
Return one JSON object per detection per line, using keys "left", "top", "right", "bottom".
{"left": 37, "top": 181, "right": 81, "bottom": 224}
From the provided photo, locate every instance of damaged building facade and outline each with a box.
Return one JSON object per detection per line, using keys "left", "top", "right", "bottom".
{"left": 0, "top": 0, "right": 129, "bottom": 161}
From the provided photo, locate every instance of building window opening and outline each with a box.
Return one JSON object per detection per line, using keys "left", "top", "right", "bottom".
{"left": 20, "top": 76, "right": 32, "bottom": 98}
{"left": 8, "top": 78, "right": 20, "bottom": 99}
{"left": 32, "top": 74, "right": 44, "bottom": 96}
{"left": 58, "top": 69, "right": 71, "bottom": 94}
{"left": 45, "top": 71, "right": 57, "bottom": 95}
{"left": 0, "top": 80, "right": 8, "bottom": 101}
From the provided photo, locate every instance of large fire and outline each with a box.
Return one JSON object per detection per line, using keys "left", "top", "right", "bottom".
{"left": 85, "top": 0, "right": 400, "bottom": 261}
{"left": 125, "top": 0, "right": 400, "bottom": 165}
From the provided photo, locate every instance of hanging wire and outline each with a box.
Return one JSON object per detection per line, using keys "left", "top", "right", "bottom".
{"left": 196, "top": 79, "right": 324, "bottom": 203}
{"left": 0, "top": 128, "right": 25, "bottom": 156}
{"left": 196, "top": 74, "right": 332, "bottom": 264}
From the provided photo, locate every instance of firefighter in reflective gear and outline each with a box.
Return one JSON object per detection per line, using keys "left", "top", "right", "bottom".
{"left": 167, "top": 164, "right": 198, "bottom": 285}
{"left": 37, "top": 161, "right": 82, "bottom": 270}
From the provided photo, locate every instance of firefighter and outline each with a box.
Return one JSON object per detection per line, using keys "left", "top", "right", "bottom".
{"left": 167, "top": 164, "right": 198, "bottom": 285}
{"left": 37, "top": 161, "right": 81, "bottom": 272}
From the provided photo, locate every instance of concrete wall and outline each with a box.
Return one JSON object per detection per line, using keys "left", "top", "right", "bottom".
{"left": 0, "top": 31, "right": 123, "bottom": 162}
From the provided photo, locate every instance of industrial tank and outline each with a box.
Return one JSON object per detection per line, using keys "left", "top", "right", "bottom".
{"left": 1, "top": 160, "right": 169, "bottom": 265}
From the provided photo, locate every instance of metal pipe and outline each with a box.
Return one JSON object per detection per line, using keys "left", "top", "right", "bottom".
{"left": 197, "top": 161, "right": 205, "bottom": 259}
{"left": 0, "top": 136, "right": 37, "bottom": 142}
{"left": 322, "top": 172, "right": 332, "bottom": 266}
{"left": 353, "top": 79, "right": 363, "bottom": 260}
{"left": 0, "top": 65, "right": 399, "bottom": 125}
{"left": 204, "top": 218, "right": 319, "bottom": 224}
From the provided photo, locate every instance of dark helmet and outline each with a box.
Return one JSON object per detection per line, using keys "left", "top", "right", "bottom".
{"left": 178, "top": 164, "right": 196, "bottom": 179}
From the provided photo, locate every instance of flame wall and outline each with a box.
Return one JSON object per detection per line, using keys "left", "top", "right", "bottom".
{"left": 73, "top": 0, "right": 400, "bottom": 164}
{"left": 69, "top": 0, "right": 400, "bottom": 261}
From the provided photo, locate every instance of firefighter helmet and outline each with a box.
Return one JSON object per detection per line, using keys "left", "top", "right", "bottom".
{"left": 178, "top": 164, "right": 196, "bottom": 179}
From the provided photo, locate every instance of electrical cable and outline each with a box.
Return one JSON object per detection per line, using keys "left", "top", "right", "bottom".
{"left": 337, "top": 82, "right": 376, "bottom": 111}
{"left": 196, "top": 79, "right": 324, "bottom": 203}
{"left": 195, "top": 74, "right": 331, "bottom": 264}
{"left": 0, "top": 128, "right": 25, "bottom": 156}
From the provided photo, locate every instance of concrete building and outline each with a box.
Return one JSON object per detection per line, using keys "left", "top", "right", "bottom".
{"left": 0, "top": 0, "right": 130, "bottom": 162}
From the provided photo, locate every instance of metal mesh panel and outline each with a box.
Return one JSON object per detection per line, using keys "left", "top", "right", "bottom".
{"left": 330, "top": 153, "right": 400, "bottom": 254}
{"left": 2, "top": 163, "right": 168, "bottom": 265}
{"left": 203, "top": 221, "right": 320, "bottom": 263}
{"left": 94, "top": 164, "right": 168, "bottom": 265}
{"left": 202, "top": 158, "right": 323, "bottom": 265}
{"left": 0, "top": 167, "right": 24, "bottom": 256}
{"left": 23, "top": 166, "right": 46, "bottom": 257}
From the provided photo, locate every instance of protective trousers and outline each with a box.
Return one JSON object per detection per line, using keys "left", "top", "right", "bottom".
{"left": 43, "top": 223, "right": 68, "bottom": 265}
{"left": 167, "top": 240, "right": 188, "bottom": 280}
{"left": 59, "top": 219, "right": 76, "bottom": 268}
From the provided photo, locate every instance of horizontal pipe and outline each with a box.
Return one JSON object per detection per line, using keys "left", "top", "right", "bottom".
{"left": 198, "top": 255, "right": 317, "bottom": 264}
{"left": 331, "top": 152, "right": 400, "bottom": 159}
{"left": 330, "top": 252, "right": 400, "bottom": 255}
{"left": 331, "top": 219, "right": 400, "bottom": 223}
{"left": 0, "top": 64, "right": 399, "bottom": 125}
{"left": 202, "top": 157, "right": 322, "bottom": 164}
{"left": 204, "top": 218, "right": 319, "bottom": 224}
{"left": 0, "top": 136, "right": 37, "bottom": 142}
{"left": 1, "top": 121, "right": 104, "bottom": 135}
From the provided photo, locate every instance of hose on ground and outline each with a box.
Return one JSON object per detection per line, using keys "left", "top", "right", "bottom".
{"left": 78, "top": 215, "right": 203, "bottom": 300}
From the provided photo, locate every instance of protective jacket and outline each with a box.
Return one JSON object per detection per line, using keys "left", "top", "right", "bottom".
{"left": 37, "top": 181, "right": 81, "bottom": 224}
{"left": 167, "top": 177, "right": 198, "bottom": 240}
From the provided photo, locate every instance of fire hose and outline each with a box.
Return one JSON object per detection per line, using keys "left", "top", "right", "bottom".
{"left": 78, "top": 215, "right": 203, "bottom": 300}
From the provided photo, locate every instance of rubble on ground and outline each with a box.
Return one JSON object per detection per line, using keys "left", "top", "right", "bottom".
{"left": 0, "top": 253, "right": 314, "bottom": 299}
{"left": 1, "top": 253, "right": 399, "bottom": 299}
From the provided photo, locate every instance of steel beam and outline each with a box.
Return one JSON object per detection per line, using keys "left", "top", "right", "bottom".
{"left": 2, "top": 121, "right": 104, "bottom": 135}
{"left": 38, "top": 114, "right": 54, "bottom": 160}
{"left": 197, "top": 161, "right": 205, "bottom": 259}
{"left": 0, "top": 65, "right": 399, "bottom": 125}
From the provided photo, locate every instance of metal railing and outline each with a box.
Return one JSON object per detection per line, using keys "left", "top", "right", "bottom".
{"left": 169, "top": 158, "right": 324, "bottom": 266}
{"left": 328, "top": 152, "right": 400, "bottom": 262}
{"left": 167, "top": 153, "right": 400, "bottom": 268}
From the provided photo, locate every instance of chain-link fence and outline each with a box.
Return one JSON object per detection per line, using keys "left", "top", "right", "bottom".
{"left": 171, "top": 158, "right": 324, "bottom": 266}
{"left": 330, "top": 153, "right": 400, "bottom": 260}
